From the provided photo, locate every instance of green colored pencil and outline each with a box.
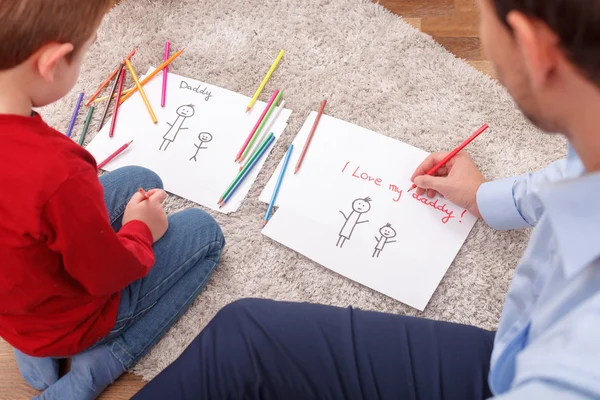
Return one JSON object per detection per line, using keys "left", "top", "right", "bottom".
{"left": 242, "top": 99, "right": 287, "bottom": 169}
{"left": 239, "top": 91, "right": 282, "bottom": 161}
{"left": 78, "top": 106, "right": 95, "bottom": 146}
{"left": 218, "top": 132, "right": 275, "bottom": 202}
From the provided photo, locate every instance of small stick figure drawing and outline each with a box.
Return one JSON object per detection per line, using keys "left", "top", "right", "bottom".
{"left": 160, "top": 104, "right": 195, "bottom": 151}
{"left": 373, "top": 223, "right": 397, "bottom": 258}
{"left": 189, "top": 132, "right": 213, "bottom": 162}
{"left": 337, "top": 197, "right": 372, "bottom": 248}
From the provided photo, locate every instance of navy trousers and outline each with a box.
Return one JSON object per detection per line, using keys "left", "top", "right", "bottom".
{"left": 134, "top": 298, "right": 495, "bottom": 400}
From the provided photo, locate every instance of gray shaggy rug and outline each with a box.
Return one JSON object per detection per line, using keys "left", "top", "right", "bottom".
{"left": 40, "top": 0, "right": 565, "bottom": 380}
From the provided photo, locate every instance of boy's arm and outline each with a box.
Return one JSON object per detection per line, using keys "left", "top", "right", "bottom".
{"left": 42, "top": 171, "right": 155, "bottom": 297}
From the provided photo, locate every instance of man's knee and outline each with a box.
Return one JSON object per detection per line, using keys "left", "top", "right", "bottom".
{"left": 211, "top": 298, "right": 273, "bottom": 328}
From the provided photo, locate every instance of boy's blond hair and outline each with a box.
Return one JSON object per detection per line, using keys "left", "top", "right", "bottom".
{"left": 0, "top": 0, "right": 113, "bottom": 70}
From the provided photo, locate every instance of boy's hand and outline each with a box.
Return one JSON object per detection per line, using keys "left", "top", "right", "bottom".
{"left": 410, "top": 152, "right": 485, "bottom": 219}
{"left": 122, "top": 189, "right": 169, "bottom": 243}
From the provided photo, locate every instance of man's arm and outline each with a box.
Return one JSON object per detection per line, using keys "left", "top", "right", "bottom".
{"left": 411, "top": 151, "right": 576, "bottom": 231}
{"left": 477, "top": 159, "right": 569, "bottom": 230}
{"left": 42, "top": 171, "right": 155, "bottom": 297}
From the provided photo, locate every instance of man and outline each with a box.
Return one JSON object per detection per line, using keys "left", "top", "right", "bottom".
{"left": 135, "top": 0, "right": 600, "bottom": 398}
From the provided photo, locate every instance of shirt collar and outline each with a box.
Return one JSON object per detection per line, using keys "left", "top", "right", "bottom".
{"left": 541, "top": 147, "right": 599, "bottom": 278}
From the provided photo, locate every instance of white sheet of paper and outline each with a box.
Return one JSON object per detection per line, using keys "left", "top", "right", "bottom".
{"left": 86, "top": 69, "right": 292, "bottom": 213}
{"left": 260, "top": 113, "right": 477, "bottom": 310}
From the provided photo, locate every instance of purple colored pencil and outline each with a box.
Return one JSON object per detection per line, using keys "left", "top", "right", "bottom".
{"left": 161, "top": 41, "right": 171, "bottom": 107}
{"left": 66, "top": 92, "right": 84, "bottom": 138}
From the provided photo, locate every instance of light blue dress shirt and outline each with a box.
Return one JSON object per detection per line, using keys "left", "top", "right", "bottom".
{"left": 476, "top": 146, "right": 600, "bottom": 399}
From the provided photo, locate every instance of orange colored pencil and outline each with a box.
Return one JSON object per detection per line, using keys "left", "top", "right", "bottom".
{"left": 294, "top": 99, "right": 327, "bottom": 174}
{"left": 85, "top": 48, "right": 136, "bottom": 106}
{"left": 119, "top": 48, "right": 184, "bottom": 105}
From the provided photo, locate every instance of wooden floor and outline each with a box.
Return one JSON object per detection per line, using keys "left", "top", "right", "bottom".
{"left": 0, "top": 1, "right": 487, "bottom": 399}
{"left": 388, "top": 0, "right": 493, "bottom": 76}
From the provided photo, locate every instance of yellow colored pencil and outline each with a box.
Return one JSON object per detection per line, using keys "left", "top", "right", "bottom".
{"left": 124, "top": 59, "right": 158, "bottom": 124}
{"left": 93, "top": 87, "right": 135, "bottom": 103}
{"left": 246, "top": 50, "right": 284, "bottom": 113}
{"left": 120, "top": 48, "right": 184, "bottom": 105}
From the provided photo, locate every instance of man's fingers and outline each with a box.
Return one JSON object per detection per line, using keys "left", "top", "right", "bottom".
{"left": 413, "top": 175, "right": 449, "bottom": 195}
{"left": 435, "top": 167, "right": 448, "bottom": 176}
{"left": 410, "top": 152, "right": 451, "bottom": 181}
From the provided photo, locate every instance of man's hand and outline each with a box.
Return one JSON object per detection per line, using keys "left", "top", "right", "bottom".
{"left": 122, "top": 189, "right": 169, "bottom": 242}
{"left": 410, "top": 152, "right": 485, "bottom": 218}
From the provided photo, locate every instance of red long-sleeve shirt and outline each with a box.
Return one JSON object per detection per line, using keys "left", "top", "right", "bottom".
{"left": 0, "top": 113, "right": 155, "bottom": 357}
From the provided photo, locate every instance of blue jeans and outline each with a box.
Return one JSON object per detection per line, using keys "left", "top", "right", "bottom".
{"left": 95, "top": 166, "right": 225, "bottom": 368}
{"left": 134, "top": 299, "right": 495, "bottom": 400}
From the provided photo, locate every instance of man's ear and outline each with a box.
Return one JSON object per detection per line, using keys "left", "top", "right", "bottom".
{"left": 506, "top": 11, "right": 560, "bottom": 90}
{"left": 34, "top": 42, "right": 75, "bottom": 83}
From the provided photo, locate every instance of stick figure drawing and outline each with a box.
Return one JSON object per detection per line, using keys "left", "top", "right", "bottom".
{"left": 189, "top": 132, "right": 213, "bottom": 162}
{"left": 373, "top": 223, "right": 397, "bottom": 258}
{"left": 337, "top": 197, "right": 372, "bottom": 248}
{"left": 159, "top": 104, "right": 195, "bottom": 151}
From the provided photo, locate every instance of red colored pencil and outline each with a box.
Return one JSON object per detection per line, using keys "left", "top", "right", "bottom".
{"left": 138, "top": 188, "right": 151, "bottom": 200}
{"left": 85, "top": 48, "right": 136, "bottom": 106}
{"left": 235, "top": 89, "right": 279, "bottom": 162}
{"left": 294, "top": 99, "right": 327, "bottom": 174}
{"left": 109, "top": 66, "right": 126, "bottom": 138}
{"left": 408, "top": 123, "right": 489, "bottom": 192}
{"left": 97, "top": 140, "right": 133, "bottom": 169}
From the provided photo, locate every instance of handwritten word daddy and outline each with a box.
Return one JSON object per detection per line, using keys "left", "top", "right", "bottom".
{"left": 180, "top": 81, "right": 214, "bottom": 102}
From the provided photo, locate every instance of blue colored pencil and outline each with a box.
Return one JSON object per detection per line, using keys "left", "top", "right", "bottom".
{"left": 66, "top": 92, "right": 84, "bottom": 138}
{"left": 264, "top": 144, "right": 293, "bottom": 225}
{"left": 220, "top": 134, "right": 276, "bottom": 207}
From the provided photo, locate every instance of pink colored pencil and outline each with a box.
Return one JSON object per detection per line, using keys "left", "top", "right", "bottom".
{"left": 109, "top": 66, "right": 126, "bottom": 138}
{"left": 161, "top": 41, "right": 170, "bottom": 107}
{"left": 97, "top": 140, "right": 133, "bottom": 169}
{"left": 235, "top": 89, "right": 279, "bottom": 161}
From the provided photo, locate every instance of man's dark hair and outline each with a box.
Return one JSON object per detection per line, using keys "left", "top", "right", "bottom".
{"left": 492, "top": 0, "right": 600, "bottom": 85}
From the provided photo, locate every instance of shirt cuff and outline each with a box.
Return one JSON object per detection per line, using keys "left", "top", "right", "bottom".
{"left": 476, "top": 178, "right": 532, "bottom": 230}
{"left": 119, "top": 220, "right": 154, "bottom": 247}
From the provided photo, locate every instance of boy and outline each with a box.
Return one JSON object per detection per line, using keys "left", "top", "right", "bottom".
{"left": 0, "top": 1, "right": 224, "bottom": 399}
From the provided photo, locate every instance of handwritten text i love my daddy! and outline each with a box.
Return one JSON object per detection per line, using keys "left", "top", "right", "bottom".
{"left": 340, "top": 161, "right": 465, "bottom": 224}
